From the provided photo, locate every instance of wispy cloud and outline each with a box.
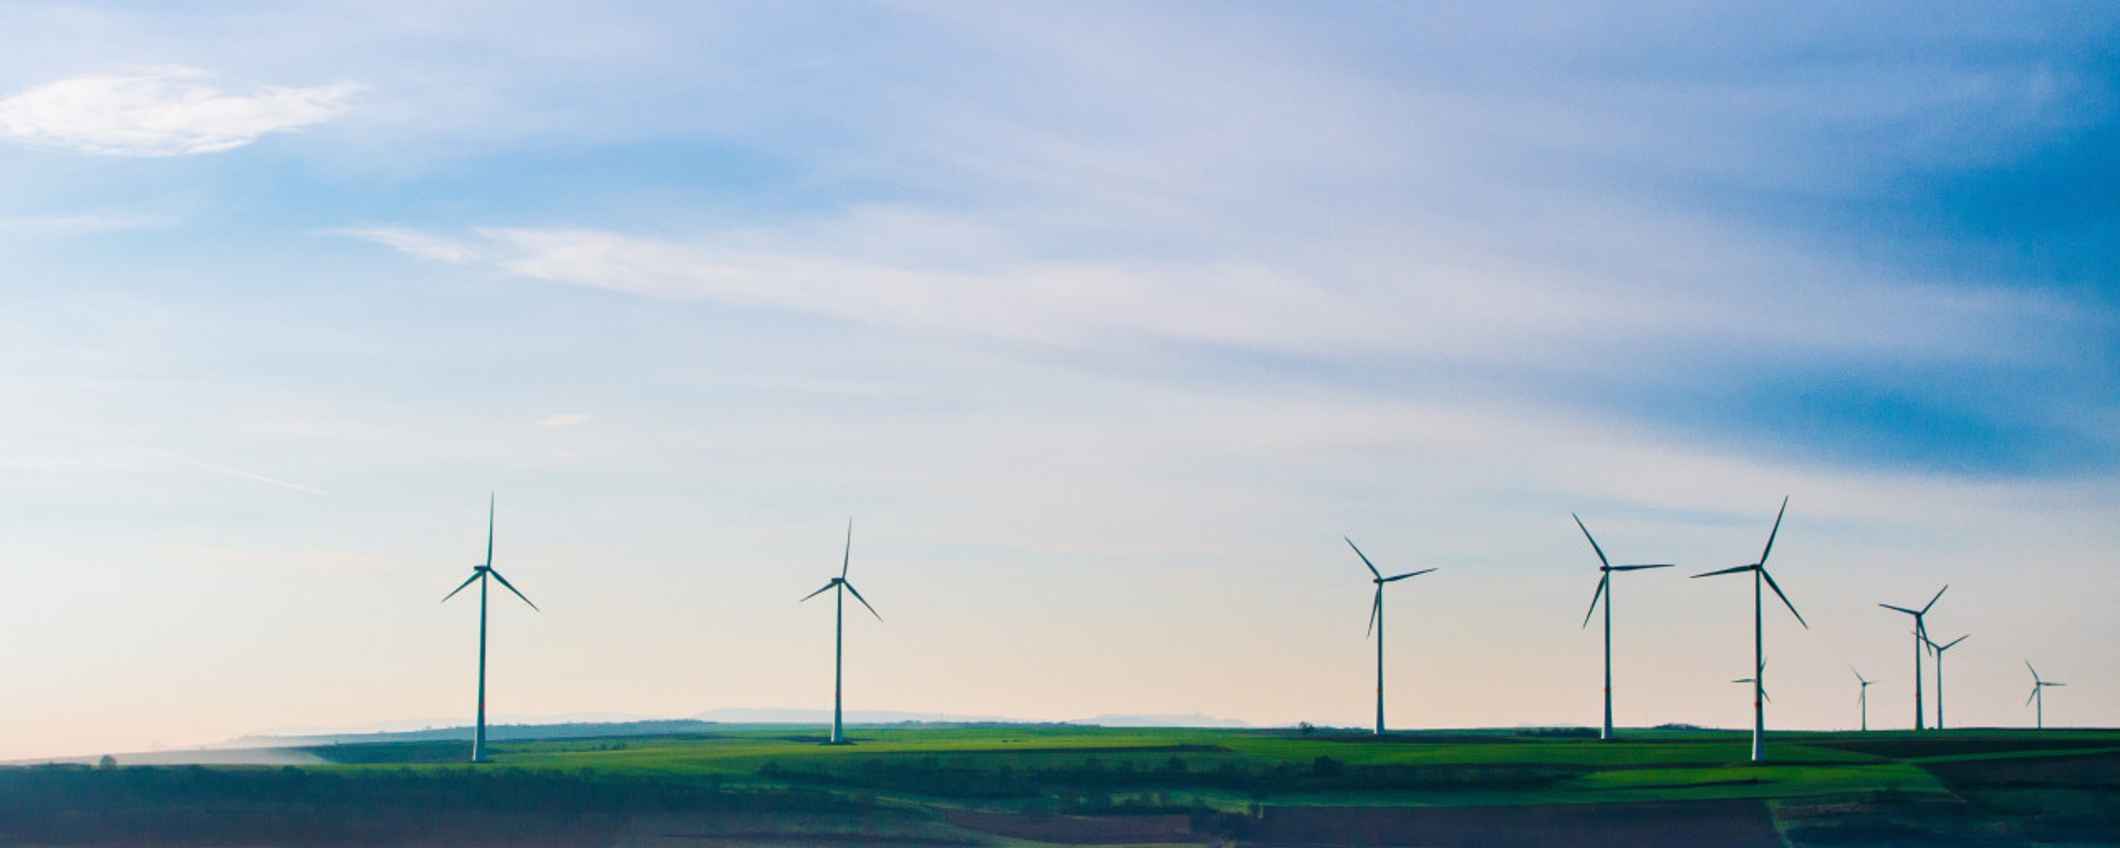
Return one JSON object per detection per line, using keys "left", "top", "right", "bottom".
{"left": 0, "top": 66, "right": 360, "bottom": 156}
{"left": 149, "top": 449, "right": 326, "bottom": 496}
{"left": 326, "top": 226, "right": 479, "bottom": 264}
{"left": 340, "top": 218, "right": 2086, "bottom": 378}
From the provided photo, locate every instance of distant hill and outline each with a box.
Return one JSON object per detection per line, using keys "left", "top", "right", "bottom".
{"left": 693, "top": 707, "right": 1016, "bottom": 725}
{"left": 231, "top": 719, "right": 719, "bottom": 748}
{"left": 1071, "top": 713, "right": 1251, "bottom": 728}
{"left": 694, "top": 708, "right": 1250, "bottom": 728}
{"left": 227, "top": 710, "right": 1254, "bottom": 750}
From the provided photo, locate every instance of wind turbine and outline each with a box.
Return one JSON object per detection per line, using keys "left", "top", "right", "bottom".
{"left": 1572, "top": 514, "right": 1674, "bottom": 741}
{"left": 1850, "top": 667, "right": 1879, "bottom": 732}
{"left": 1925, "top": 633, "right": 1969, "bottom": 730}
{"left": 1692, "top": 497, "right": 1806, "bottom": 764}
{"left": 1346, "top": 537, "right": 1436, "bottom": 737}
{"left": 1734, "top": 660, "right": 1771, "bottom": 704}
{"left": 2026, "top": 661, "right": 2065, "bottom": 730}
{"left": 1878, "top": 585, "right": 1947, "bottom": 730}
{"left": 439, "top": 495, "right": 540, "bottom": 763}
{"left": 800, "top": 519, "right": 879, "bottom": 745}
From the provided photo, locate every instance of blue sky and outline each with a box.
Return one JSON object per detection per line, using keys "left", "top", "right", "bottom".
{"left": 0, "top": 2, "right": 2114, "bottom": 759}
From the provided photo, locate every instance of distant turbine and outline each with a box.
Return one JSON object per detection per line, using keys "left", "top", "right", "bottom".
{"left": 1345, "top": 537, "right": 1437, "bottom": 737}
{"left": 2025, "top": 661, "right": 2065, "bottom": 730}
{"left": 439, "top": 495, "right": 540, "bottom": 763}
{"left": 1734, "top": 660, "right": 1771, "bottom": 704}
{"left": 1571, "top": 514, "right": 1674, "bottom": 741}
{"left": 1692, "top": 497, "right": 1807, "bottom": 764}
{"left": 800, "top": 519, "right": 879, "bottom": 745}
{"left": 1878, "top": 585, "right": 1947, "bottom": 730}
{"left": 1924, "top": 633, "right": 1969, "bottom": 731}
{"left": 1850, "top": 666, "right": 1876, "bottom": 732}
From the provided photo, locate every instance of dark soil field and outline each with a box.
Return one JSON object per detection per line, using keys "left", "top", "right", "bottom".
{"left": 1251, "top": 799, "right": 1780, "bottom": 847}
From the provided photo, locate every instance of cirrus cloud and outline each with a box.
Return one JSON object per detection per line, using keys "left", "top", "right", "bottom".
{"left": 0, "top": 66, "right": 360, "bottom": 157}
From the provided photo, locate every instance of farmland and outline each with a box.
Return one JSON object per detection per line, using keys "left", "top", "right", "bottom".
{"left": 4, "top": 724, "right": 2116, "bottom": 845}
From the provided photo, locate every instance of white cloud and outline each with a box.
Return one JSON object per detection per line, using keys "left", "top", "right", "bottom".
{"left": 0, "top": 66, "right": 359, "bottom": 156}
{"left": 326, "top": 226, "right": 479, "bottom": 264}
{"left": 337, "top": 216, "right": 2083, "bottom": 379}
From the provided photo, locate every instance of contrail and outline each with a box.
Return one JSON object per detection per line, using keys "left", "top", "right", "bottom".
{"left": 150, "top": 449, "right": 327, "bottom": 496}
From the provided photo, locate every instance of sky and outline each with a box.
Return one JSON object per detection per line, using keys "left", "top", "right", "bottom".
{"left": 0, "top": 2, "right": 2115, "bottom": 761}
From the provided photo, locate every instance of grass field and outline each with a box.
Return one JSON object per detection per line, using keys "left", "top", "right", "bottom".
{"left": 5, "top": 724, "right": 2117, "bottom": 845}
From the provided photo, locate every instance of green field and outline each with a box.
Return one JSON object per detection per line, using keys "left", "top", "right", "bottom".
{"left": 6, "top": 725, "right": 2118, "bottom": 845}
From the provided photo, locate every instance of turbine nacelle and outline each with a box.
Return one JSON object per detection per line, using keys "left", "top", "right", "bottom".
{"left": 800, "top": 521, "right": 880, "bottom": 619}
{"left": 1344, "top": 537, "right": 1436, "bottom": 638}
{"left": 1879, "top": 585, "right": 1948, "bottom": 639}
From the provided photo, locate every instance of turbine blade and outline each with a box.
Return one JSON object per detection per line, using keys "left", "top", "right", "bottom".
{"left": 441, "top": 572, "right": 480, "bottom": 603}
{"left": 2026, "top": 660, "right": 2040, "bottom": 682}
{"left": 1691, "top": 563, "right": 1757, "bottom": 578}
{"left": 1345, "top": 537, "right": 1382, "bottom": 579}
{"left": 485, "top": 493, "right": 496, "bottom": 567}
{"left": 841, "top": 518, "right": 853, "bottom": 580}
{"left": 1759, "top": 496, "right": 1788, "bottom": 567}
{"left": 843, "top": 580, "right": 881, "bottom": 621}
{"left": 1879, "top": 603, "right": 1919, "bottom": 616}
{"left": 799, "top": 581, "right": 835, "bottom": 603}
{"left": 1761, "top": 569, "right": 1807, "bottom": 629}
{"left": 1381, "top": 568, "right": 1437, "bottom": 582}
{"left": 487, "top": 568, "right": 539, "bottom": 612}
{"left": 1581, "top": 574, "right": 1608, "bottom": 629}
{"left": 1940, "top": 634, "right": 1968, "bottom": 651}
{"left": 1572, "top": 513, "right": 1611, "bottom": 569}
{"left": 1920, "top": 584, "right": 1948, "bottom": 615}
{"left": 1850, "top": 666, "right": 1864, "bottom": 684}
{"left": 2047, "top": 682, "right": 2066, "bottom": 687}
{"left": 2028, "top": 687, "right": 2040, "bottom": 706}
{"left": 1763, "top": 689, "right": 1772, "bottom": 704}
{"left": 1365, "top": 588, "right": 1380, "bottom": 637}
{"left": 1609, "top": 563, "right": 1674, "bottom": 571}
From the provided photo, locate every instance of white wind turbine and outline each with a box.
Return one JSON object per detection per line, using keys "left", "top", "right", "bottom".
{"left": 1692, "top": 497, "right": 1807, "bottom": 764}
{"left": 1925, "top": 633, "right": 1968, "bottom": 730}
{"left": 1851, "top": 666, "right": 1877, "bottom": 732}
{"left": 439, "top": 495, "right": 540, "bottom": 763}
{"left": 1346, "top": 537, "right": 1436, "bottom": 737}
{"left": 2026, "top": 661, "right": 2065, "bottom": 730}
{"left": 800, "top": 519, "right": 880, "bottom": 745}
{"left": 1572, "top": 514, "right": 1674, "bottom": 741}
{"left": 1878, "top": 586, "right": 1947, "bottom": 731}
{"left": 1734, "top": 659, "right": 1772, "bottom": 705}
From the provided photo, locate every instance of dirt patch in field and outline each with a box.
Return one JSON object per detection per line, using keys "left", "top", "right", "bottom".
{"left": 1921, "top": 750, "right": 2120, "bottom": 788}
{"left": 1248, "top": 800, "right": 1780, "bottom": 847}
{"left": 944, "top": 810, "right": 1195, "bottom": 844}
{"left": 1807, "top": 736, "right": 2111, "bottom": 761}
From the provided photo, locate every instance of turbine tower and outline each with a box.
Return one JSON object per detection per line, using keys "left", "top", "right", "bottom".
{"left": 800, "top": 519, "right": 879, "bottom": 745}
{"left": 1345, "top": 537, "right": 1436, "bottom": 737}
{"left": 2026, "top": 661, "right": 2065, "bottom": 730}
{"left": 1850, "top": 667, "right": 1876, "bottom": 732}
{"left": 1572, "top": 514, "right": 1674, "bottom": 741}
{"left": 1878, "top": 586, "right": 1947, "bottom": 730}
{"left": 1925, "top": 633, "right": 1968, "bottom": 730}
{"left": 439, "top": 495, "right": 540, "bottom": 763}
{"left": 1692, "top": 496, "right": 1807, "bottom": 764}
